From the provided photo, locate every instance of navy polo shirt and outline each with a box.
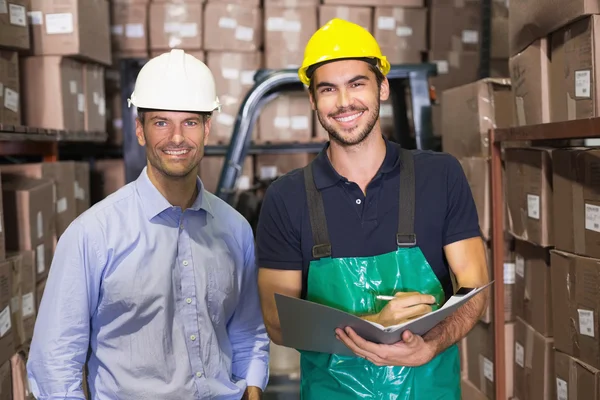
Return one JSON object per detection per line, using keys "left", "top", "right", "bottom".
{"left": 255, "top": 137, "right": 481, "bottom": 300}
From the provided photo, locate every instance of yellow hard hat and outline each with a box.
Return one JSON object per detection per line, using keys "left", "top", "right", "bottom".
{"left": 298, "top": 18, "right": 391, "bottom": 86}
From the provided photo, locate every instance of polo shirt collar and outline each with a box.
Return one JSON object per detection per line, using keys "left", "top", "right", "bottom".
{"left": 312, "top": 135, "right": 401, "bottom": 190}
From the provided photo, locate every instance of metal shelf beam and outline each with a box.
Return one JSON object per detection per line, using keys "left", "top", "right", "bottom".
{"left": 493, "top": 117, "right": 600, "bottom": 142}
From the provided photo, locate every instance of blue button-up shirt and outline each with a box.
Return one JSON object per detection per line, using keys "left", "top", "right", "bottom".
{"left": 27, "top": 167, "right": 270, "bottom": 399}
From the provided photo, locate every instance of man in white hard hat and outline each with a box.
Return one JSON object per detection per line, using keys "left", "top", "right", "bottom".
{"left": 27, "top": 49, "right": 270, "bottom": 400}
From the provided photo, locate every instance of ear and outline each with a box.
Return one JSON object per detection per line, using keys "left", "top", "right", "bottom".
{"left": 379, "top": 77, "right": 390, "bottom": 102}
{"left": 135, "top": 118, "right": 146, "bottom": 146}
{"left": 203, "top": 116, "right": 212, "bottom": 146}
{"left": 308, "top": 88, "right": 317, "bottom": 111}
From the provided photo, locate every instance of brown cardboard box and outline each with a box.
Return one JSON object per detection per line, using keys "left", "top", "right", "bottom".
{"left": 199, "top": 156, "right": 253, "bottom": 194}
{"left": 0, "top": 51, "right": 20, "bottom": 126}
{"left": 83, "top": 64, "right": 106, "bottom": 132}
{"left": 554, "top": 350, "right": 600, "bottom": 400}
{"left": 373, "top": 7, "right": 427, "bottom": 52}
{"left": 0, "top": 175, "right": 4, "bottom": 262}
{"left": 35, "top": 279, "right": 45, "bottom": 313}
{"left": 461, "top": 378, "right": 488, "bottom": 400}
{"left": 514, "top": 240, "right": 553, "bottom": 337}
{"left": 553, "top": 148, "right": 600, "bottom": 259}
{"left": 509, "top": 0, "right": 600, "bottom": 57}
{"left": 150, "top": 49, "right": 205, "bottom": 60}
{"left": 429, "top": 0, "right": 480, "bottom": 53}
{"left": 207, "top": 51, "right": 263, "bottom": 143}
{"left": 6, "top": 251, "right": 34, "bottom": 348}
{"left": 380, "top": 47, "right": 422, "bottom": 64}
{"left": 106, "top": 91, "right": 124, "bottom": 146}
{"left": 491, "top": 1, "right": 509, "bottom": 59}
{"left": 481, "top": 238, "right": 516, "bottom": 324}
{"left": 149, "top": 0, "right": 203, "bottom": 52}
{"left": 265, "top": 0, "right": 318, "bottom": 5}
{"left": 514, "top": 317, "right": 555, "bottom": 400}
{"left": 432, "top": 103, "right": 442, "bottom": 136}
{"left": 550, "top": 15, "right": 600, "bottom": 123}
{"left": 209, "top": 0, "right": 260, "bottom": 5}
{"left": 91, "top": 159, "right": 126, "bottom": 204}
{"left": 323, "top": 0, "right": 424, "bottom": 6}
{"left": 1, "top": 176, "right": 54, "bottom": 282}
{"left": 0, "top": 260, "right": 13, "bottom": 367}
{"left": 551, "top": 250, "right": 600, "bottom": 370}
{"left": 465, "top": 321, "right": 515, "bottom": 399}
{"left": 429, "top": 51, "right": 479, "bottom": 93}
{"left": 0, "top": 360, "right": 10, "bottom": 398}
{"left": 509, "top": 38, "right": 551, "bottom": 127}
{"left": 319, "top": 5, "right": 372, "bottom": 33}
{"left": 22, "top": 56, "right": 85, "bottom": 131}
{"left": 264, "top": 7, "right": 317, "bottom": 69}
{"left": 258, "top": 93, "right": 313, "bottom": 143}
{"left": 490, "top": 59, "right": 509, "bottom": 78}
{"left": 255, "top": 153, "right": 315, "bottom": 180}
{"left": 460, "top": 158, "right": 490, "bottom": 239}
{"left": 74, "top": 162, "right": 90, "bottom": 217}
{"left": 504, "top": 148, "right": 554, "bottom": 247}
{"left": 110, "top": 1, "right": 149, "bottom": 57}
{"left": 1, "top": 162, "right": 77, "bottom": 239}
{"left": 7, "top": 253, "right": 19, "bottom": 353}
{"left": 0, "top": 0, "right": 28, "bottom": 51}
{"left": 29, "top": 0, "right": 111, "bottom": 65}
{"left": 441, "top": 78, "right": 512, "bottom": 159}
{"left": 204, "top": 3, "right": 262, "bottom": 52}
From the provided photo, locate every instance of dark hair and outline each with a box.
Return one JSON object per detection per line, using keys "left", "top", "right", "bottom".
{"left": 308, "top": 62, "right": 385, "bottom": 98}
{"left": 137, "top": 108, "right": 211, "bottom": 124}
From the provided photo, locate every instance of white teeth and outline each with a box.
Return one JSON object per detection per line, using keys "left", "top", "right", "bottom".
{"left": 165, "top": 149, "right": 189, "bottom": 155}
{"left": 334, "top": 112, "right": 363, "bottom": 123}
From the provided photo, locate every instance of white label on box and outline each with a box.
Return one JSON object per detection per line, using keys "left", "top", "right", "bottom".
{"left": 578, "top": 309, "right": 595, "bottom": 337}
{"left": 274, "top": 116, "right": 290, "bottom": 129}
{"left": 515, "top": 342, "right": 524, "bottom": 367}
{"left": 179, "top": 23, "right": 197, "bottom": 38}
{"left": 22, "top": 293, "right": 34, "bottom": 318}
{"left": 556, "top": 378, "right": 568, "bottom": 400}
{"left": 4, "top": 88, "right": 19, "bottom": 113}
{"left": 9, "top": 4, "right": 27, "bottom": 27}
{"left": 241, "top": 70, "right": 256, "bottom": 86}
{"left": 217, "top": 113, "right": 235, "bottom": 126}
{"left": 236, "top": 175, "right": 250, "bottom": 191}
{"left": 527, "top": 194, "right": 540, "bottom": 219}
{"left": 99, "top": 97, "right": 106, "bottom": 117}
{"left": 483, "top": 357, "right": 494, "bottom": 382}
{"left": 235, "top": 26, "right": 254, "bottom": 42}
{"left": 260, "top": 166, "right": 278, "bottom": 180}
{"left": 57, "top": 197, "right": 67, "bottom": 214}
{"left": 396, "top": 26, "right": 413, "bottom": 37}
{"left": 218, "top": 17, "right": 237, "bottom": 29}
{"left": 462, "top": 30, "right": 479, "bottom": 44}
{"left": 575, "top": 70, "right": 592, "bottom": 98}
{"left": 93, "top": 92, "right": 99, "bottom": 105}
{"left": 36, "top": 244, "right": 45, "bottom": 274}
{"left": 111, "top": 25, "right": 123, "bottom": 35}
{"left": 0, "top": 0, "right": 6, "bottom": 14}
{"left": 377, "top": 16, "right": 395, "bottom": 30}
{"left": 222, "top": 68, "right": 239, "bottom": 80}
{"left": 45, "top": 13, "right": 73, "bottom": 34}
{"left": 266, "top": 17, "right": 300, "bottom": 32}
{"left": 504, "top": 262, "right": 516, "bottom": 284}
{"left": 10, "top": 297, "right": 17, "bottom": 315}
{"left": 380, "top": 104, "right": 393, "bottom": 118}
{"left": 516, "top": 255, "right": 525, "bottom": 278}
{"left": 585, "top": 204, "right": 600, "bottom": 232}
{"left": 77, "top": 93, "right": 85, "bottom": 113}
{"left": 125, "top": 24, "right": 144, "bottom": 38}
{"left": 0, "top": 306, "right": 10, "bottom": 337}
{"left": 37, "top": 211, "right": 43, "bottom": 239}
{"left": 435, "top": 60, "right": 449, "bottom": 74}
{"left": 69, "top": 80, "right": 77, "bottom": 95}
{"left": 291, "top": 116, "right": 309, "bottom": 130}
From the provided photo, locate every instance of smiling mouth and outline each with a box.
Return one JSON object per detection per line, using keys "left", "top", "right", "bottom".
{"left": 333, "top": 111, "right": 364, "bottom": 123}
{"left": 163, "top": 149, "right": 191, "bottom": 156}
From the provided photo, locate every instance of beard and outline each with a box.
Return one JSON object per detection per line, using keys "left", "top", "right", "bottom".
{"left": 144, "top": 132, "right": 201, "bottom": 179}
{"left": 317, "top": 102, "right": 380, "bottom": 147}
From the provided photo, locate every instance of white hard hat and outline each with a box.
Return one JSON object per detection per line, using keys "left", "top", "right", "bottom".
{"left": 128, "top": 49, "right": 221, "bottom": 113}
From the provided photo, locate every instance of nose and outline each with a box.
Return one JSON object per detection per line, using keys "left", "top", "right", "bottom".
{"left": 169, "top": 125, "right": 185, "bottom": 145}
{"left": 336, "top": 87, "right": 351, "bottom": 109}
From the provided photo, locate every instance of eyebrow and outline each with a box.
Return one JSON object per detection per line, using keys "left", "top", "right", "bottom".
{"left": 149, "top": 115, "right": 201, "bottom": 122}
{"left": 316, "top": 74, "right": 370, "bottom": 89}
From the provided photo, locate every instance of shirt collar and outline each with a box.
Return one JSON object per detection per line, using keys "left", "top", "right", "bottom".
{"left": 312, "top": 135, "right": 401, "bottom": 190}
{"left": 135, "top": 167, "right": 214, "bottom": 220}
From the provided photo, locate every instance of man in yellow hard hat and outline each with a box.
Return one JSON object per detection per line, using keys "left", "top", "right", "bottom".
{"left": 255, "top": 19, "right": 489, "bottom": 398}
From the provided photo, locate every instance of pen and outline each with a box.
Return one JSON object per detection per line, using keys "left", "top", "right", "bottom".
{"left": 376, "top": 295, "right": 440, "bottom": 307}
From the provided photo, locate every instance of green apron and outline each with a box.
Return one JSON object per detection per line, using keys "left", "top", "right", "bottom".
{"left": 299, "top": 148, "right": 461, "bottom": 399}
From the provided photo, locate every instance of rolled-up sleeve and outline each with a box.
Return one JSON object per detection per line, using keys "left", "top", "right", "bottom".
{"left": 27, "top": 219, "right": 104, "bottom": 400}
{"left": 227, "top": 222, "right": 270, "bottom": 390}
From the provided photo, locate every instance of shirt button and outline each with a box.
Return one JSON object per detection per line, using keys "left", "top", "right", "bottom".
{"left": 186, "top": 298, "right": 192, "bottom": 304}
{"left": 356, "top": 199, "right": 362, "bottom": 205}
{"left": 190, "top": 335, "right": 196, "bottom": 341}
{"left": 179, "top": 223, "right": 184, "bottom": 230}
{"left": 196, "top": 372, "right": 203, "bottom": 378}
{"left": 182, "top": 260, "right": 189, "bottom": 266}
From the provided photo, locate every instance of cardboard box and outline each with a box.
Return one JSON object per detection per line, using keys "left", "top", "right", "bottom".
{"left": 481, "top": 238, "right": 516, "bottom": 324}
{"left": 514, "top": 317, "right": 555, "bottom": 400}
{"left": 6, "top": 251, "right": 34, "bottom": 348}
{"left": 319, "top": 5, "right": 372, "bottom": 33}
{"left": 429, "top": 51, "right": 479, "bottom": 93}
{"left": 29, "top": 0, "right": 111, "bottom": 65}
{"left": 22, "top": 56, "right": 85, "bottom": 131}
{"left": 504, "top": 148, "right": 554, "bottom": 248}
{"left": 554, "top": 350, "right": 600, "bottom": 400}
{"left": 1, "top": 162, "right": 77, "bottom": 239}
{"left": 0, "top": 175, "right": 4, "bottom": 263}
{"left": 461, "top": 377, "right": 488, "bottom": 400}
{"left": 83, "top": 64, "right": 106, "bottom": 132}
{"left": 0, "top": 51, "right": 20, "bottom": 126}
{"left": 0, "top": 260, "right": 13, "bottom": 367}
{"left": 550, "top": 15, "right": 600, "bottom": 123}
{"left": 149, "top": 0, "right": 203, "bottom": 52}
{"left": 514, "top": 240, "right": 553, "bottom": 337}
{"left": 553, "top": 148, "right": 600, "bottom": 259}
{"left": 199, "top": 156, "right": 253, "bottom": 194}
{"left": 110, "top": 1, "right": 149, "bottom": 57}
{"left": 429, "top": 0, "right": 481, "bottom": 53}
{"left": 6, "top": 253, "right": 19, "bottom": 353}
{"left": 373, "top": 7, "right": 427, "bottom": 53}
{"left": 441, "top": 78, "right": 512, "bottom": 159}
{"left": 255, "top": 153, "right": 315, "bottom": 181}
{"left": 379, "top": 47, "right": 422, "bottom": 64}
{"left": 0, "top": 360, "right": 10, "bottom": 398}
{"left": 207, "top": 51, "right": 263, "bottom": 143}
{"left": 35, "top": 279, "right": 45, "bottom": 313}
{"left": 0, "top": 0, "right": 28, "bottom": 51}
{"left": 203, "top": 3, "right": 262, "bottom": 52}
{"left": 264, "top": 7, "right": 317, "bottom": 69}
{"left": 91, "top": 159, "right": 126, "bottom": 204}
{"left": 509, "top": 38, "right": 551, "bottom": 127}
{"left": 258, "top": 93, "right": 313, "bottom": 143}
{"left": 209, "top": 0, "right": 260, "bottom": 5}
{"left": 323, "top": 0, "right": 424, "bottom": 6}
{"left": 491, "top": 1, "right": 509, "bottom": 60}
{"left": 551, "top": 250, "right": 600, "bottom": 370}
{"left": 1, "top": 176, "right": 54, "bottom": 282}
{"left": 265, "top": 0, "right": 319, "bottom": 5}
{"left": 106, "top": 91, "right": 124, "bottom": 146}
{"left": 74, "top": 162, "right": 90, "bottom": 217}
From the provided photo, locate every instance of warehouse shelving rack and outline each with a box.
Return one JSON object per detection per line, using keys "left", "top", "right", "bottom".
{"left": 488, "top": 117, "right": 600, "bottom": 400}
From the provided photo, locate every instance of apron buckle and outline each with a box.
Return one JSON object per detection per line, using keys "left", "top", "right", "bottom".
{"left": 312, "top": 243, "right": 332, "bottom": 258}
{"left": 396, "top": 233, "right": 417, "bottom": 247}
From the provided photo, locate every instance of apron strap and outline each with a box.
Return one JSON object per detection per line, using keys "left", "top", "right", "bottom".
{"left": 397, "top": 148, "right": 417, "bottom": 247}
{"left": 303, "top": 163, "right": 332, "bottom": 259}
